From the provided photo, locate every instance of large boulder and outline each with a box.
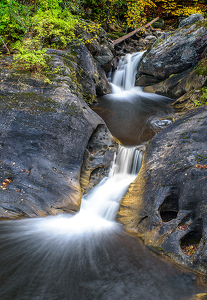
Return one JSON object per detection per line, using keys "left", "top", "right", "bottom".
{"left": 138, "top": 19, "right": 207, "bottom": 80}
{"left": 118, "top": 107, "right": 207, "bottom": 274}
{"left": 179, "top": 14, "right": 204, "bottom": 28}
{"left": 0, "top": 48, "right": 114, "bottom": 219}
{"left": 75, "top": 21, "right": 115, "bottom": 73}
{"left": 143, "top": 67, "right": 207, "bottom": 99}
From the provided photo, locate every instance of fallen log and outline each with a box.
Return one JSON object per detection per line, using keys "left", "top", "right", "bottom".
{"left": 112, "top": 17, "right": 159, "bottom": 45}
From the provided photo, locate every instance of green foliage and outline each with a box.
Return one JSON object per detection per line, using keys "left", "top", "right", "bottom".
{"left": 32, "top": 7, "right": 77, "bottom": 48}
{"left": 194, "top": 87, "right": 207, "bottom": 107}
{"left": 200, "top": 87, "right": 207, "bottom": 102}
{"left": 0, "top": 0, "right": 78, "bottom": 47}
{"left": 195, "top": 56, "right": 207, "bottom": 77}
{"left": 61, "top": 0, "right": 84, "bottom": 14}
{"left": 0, "top": 0, "right": 78, "bottom": 76}
{"left": 194, "top": 100, "right": 202, "bottom": 107}
{"left": 13, "top": 39, "right": 49, "bottom": 72}
{"left": 0, "top": 0, "right": 32, "bottom": 41}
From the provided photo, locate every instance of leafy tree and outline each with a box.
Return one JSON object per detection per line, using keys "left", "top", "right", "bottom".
{"left": 154, "top": 0, "right": 207, "bottom": 18}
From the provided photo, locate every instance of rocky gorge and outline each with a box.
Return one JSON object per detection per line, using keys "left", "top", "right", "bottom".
{"left": 1, "top": 13, "right": 207, "bottom": 283}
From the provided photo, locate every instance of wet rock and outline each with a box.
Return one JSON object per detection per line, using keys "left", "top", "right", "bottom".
{"left": 80, "top": 124, "right": 117, "bottom": 194}
{"left": 118, "top": 107, "right": 207, "bottom": 274}
{"left": 172, "top": 90, "right": 203, "bottom": 112}
{"left": 179, "top": 14, "right": 204, "bottom": 28}
{"left": 0, "top": 48, "right": 111, "bottom": 219}
{"left": 94, "top": 45, "right": 114, "bottom": 73}
{"left": 143, "top": 68, "right": 193, "bottom": 98}
{"left": 135, "top": 74, "right": 161, "bottom": 87}
{"left": 71, "top": 44, "right": 112, "bottom": 103}
{"left": 114, "top": 27, "right": 160, "bottom": 54}
{"left": 143, "top": 63, "right": 207, "bottom": 100}
{"left": 94, "top": 61, "right": 112, "bottom": 96}
{"left": 75, "top": 21, "right": 115, "bottom": 72}
{"left": 138, "top": 19, "right": 207, "bottom": 80}
{"left": 143, "top": 35, "right": 157, "bottom": 45}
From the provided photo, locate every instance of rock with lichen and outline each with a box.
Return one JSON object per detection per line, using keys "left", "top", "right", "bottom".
{"left": 118, "top": 107, "right": 207, "bottom": 275}
{"left": 138, "top": 19, "right": 207, "bottom": 80}
{"left": 0, "top": 41, "right": 114, "bottom": 219}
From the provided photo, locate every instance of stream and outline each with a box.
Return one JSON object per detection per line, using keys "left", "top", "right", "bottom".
{"left": 0, "top": 52, "right": 207, "bottom": 300}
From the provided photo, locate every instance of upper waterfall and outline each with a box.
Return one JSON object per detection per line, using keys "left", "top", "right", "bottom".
{"left": 111, "top": 52, "right": 145, "bottom": 93}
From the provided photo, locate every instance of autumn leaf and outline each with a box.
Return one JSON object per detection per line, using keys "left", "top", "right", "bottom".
{"left": 1, "top": 178, "right": 13, "bottom": 189}
{"left": 178, "top": 224, "right": 189, "bottom": 231}
{"left": 196, "top": 164, "right": 207, "bottom": 169}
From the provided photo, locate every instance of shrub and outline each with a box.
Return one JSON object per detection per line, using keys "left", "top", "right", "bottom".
{"left": 13, "top": 39, "right": 49, "bottom": 72}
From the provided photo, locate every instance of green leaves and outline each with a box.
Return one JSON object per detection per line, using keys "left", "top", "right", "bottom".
{"left": 32, "top": 8, "right": 77, "bottom": 48}
{"left": 13, "top": 39, "right": 49, "bottom": 72}
{"left": 0, "top": 0, "right": 32, "bottom": 41}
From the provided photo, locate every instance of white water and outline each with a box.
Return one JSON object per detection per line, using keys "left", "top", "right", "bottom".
{"left": 112, "top": 52, "right": 145, "bottom": 92}
{"left": 95, "top": 52, "right": 174, "bottom": 146}
{"left": 110, "top": 51, "right": 171, "bottom": 104}
{"left": 18, "top": 145, "right": 142, "bottom": 238}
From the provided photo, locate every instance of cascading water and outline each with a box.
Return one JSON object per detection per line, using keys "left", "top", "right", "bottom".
{"left": 81, "top": 145, "right": 142, "bottom": 221}
{"left": 112, "top": 52, "right": 145, "bottom": 92}
{"left": 93, "top": 51, "right": 174, "bottom": 145}
{"left": 0, "top": 52, "right": 206, "bottom": 300}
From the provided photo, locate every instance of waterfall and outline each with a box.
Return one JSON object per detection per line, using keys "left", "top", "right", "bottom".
{"left": 94, "top": 51, "right": 174, "bottom": 146}
{"left": 112, "top": 51, "right": 145, "bottom": 93}
{"left": 26, "top": 145, "right": 142, "bottom": 238}
{"left": 81, "top": 145, "right": 142, "bottom": 222}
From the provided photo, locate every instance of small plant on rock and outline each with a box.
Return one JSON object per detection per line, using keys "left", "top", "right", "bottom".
{"left": 194, "top": 100, "right": 202, "bottom": 107}
{"left": 194, "top": 87, "right": 207, "bottom": 107}
{"left": 13, "top": 39, "right": 49, "bottom": 73}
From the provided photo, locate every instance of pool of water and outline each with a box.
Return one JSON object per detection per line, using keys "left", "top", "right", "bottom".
{"left": 93, "top": 87, "right": 173, "bottom": 146}
{"left": 0, "top": 219, "right": 205, "bottom": 300}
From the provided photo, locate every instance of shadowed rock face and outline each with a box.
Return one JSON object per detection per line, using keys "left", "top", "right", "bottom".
{"left": 138, "top": 20, "right": 207, "bottom": 80}
{"left": 0, "top": 46, "right": 114, "bottom": 219}
{"left": 0, "top": 84, "right": 100, "bottom": 219}
{"left": 118, "top": 107, "right": 207, "bottom": 274}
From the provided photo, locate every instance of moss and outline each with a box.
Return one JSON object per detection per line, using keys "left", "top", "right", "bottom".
{"left": 0, "top": 93, "right": 60, "bottom": 114}
{"left": 195, "top": 56, "right": 207, "bottom": 76}
{"left": 82, "top": 92, "right": 95, "bottom": 104}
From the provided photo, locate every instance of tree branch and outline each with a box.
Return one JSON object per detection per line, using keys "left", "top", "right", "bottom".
{"left": 0, "top": 36, "right": 10, "bottom": 54}
{"left": 112, "top": 17, "right": 159, "bottom": 45}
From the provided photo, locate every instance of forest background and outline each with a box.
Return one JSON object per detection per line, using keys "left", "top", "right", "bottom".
{"left": 0, "top": 0, "right": 207, "bottom": 74}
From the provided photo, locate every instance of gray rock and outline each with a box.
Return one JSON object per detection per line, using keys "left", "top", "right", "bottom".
{"left": 119, "top": 107, "right": 207, "bottom": 274}
{"left": 138, "top": 20, "right": 207, "bottom": 80}
{"left": 94, "top": 61, "right": 112, "bottom": 96}
{"left": 71, "top": 44, "right": 112, "bottom": 100}
{"left": 94, "top": 45, "right": 114, "bottom": 72}
{"left": 143, "top": 35, "right": 157, "bottom": 43}
{"left": 80, "top": 124, "right": 117, "bottom": 194}
{"left": 143, "top": 66, "right": 207, "bottom": 99}
{"left": 179, "top": 14, "right": 204, "bottom": 28}
{"left": 135, "top": 74, "right": 162, "bottom": 87}
{"left": 0, "top": 48, "right": 113, "bottom": 219}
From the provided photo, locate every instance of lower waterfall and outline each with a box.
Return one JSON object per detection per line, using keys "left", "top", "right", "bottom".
{"left": 0, "top": 146, "right": 205, "bottom": 300}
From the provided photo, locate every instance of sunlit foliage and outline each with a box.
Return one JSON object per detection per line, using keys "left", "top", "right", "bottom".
{"left": 154, "top": 0, "right": 207, "bottom": 17}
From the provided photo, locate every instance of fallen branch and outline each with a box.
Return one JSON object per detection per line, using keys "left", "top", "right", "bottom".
{"left": 112, "top": 17, "right": 159, "bottom": 46}
{"left": 198, "top": 176, "right": 207, "bottom": 181}
{"left": 0, "top": 36, "right": 10, "bottom": 54}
